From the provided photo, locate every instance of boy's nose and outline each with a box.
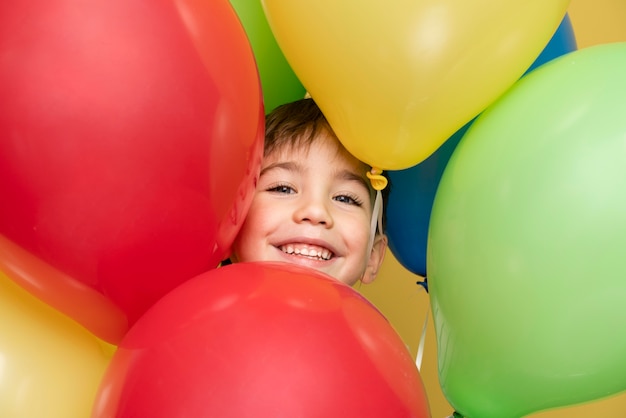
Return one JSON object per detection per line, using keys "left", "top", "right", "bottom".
{"left": 293, "top": 196, "right": 334, "bottom": 228}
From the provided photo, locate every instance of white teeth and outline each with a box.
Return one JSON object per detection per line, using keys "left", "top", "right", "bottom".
{"left": 279, "top": 244, "right": 332, "bottom": 260}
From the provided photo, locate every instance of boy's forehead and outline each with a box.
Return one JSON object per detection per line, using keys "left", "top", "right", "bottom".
{"left": 265, "top": 134, "right": 370, "bottom": 174}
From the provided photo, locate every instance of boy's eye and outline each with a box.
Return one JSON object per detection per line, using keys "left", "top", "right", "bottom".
{"left": 266, "top": 184, "right": 295, "bottom": 194}
{"left": 334, "top": 194, "right": 363, "bottom": 207}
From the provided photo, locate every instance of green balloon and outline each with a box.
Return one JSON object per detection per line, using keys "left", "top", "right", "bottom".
{"left": 428, "top": 42, "right": 626, "bottom": 418}
{"left": 229, "top": 0, "right": 306, "bottom": 113}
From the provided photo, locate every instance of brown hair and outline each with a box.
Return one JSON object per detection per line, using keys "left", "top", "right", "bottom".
{"left": 264, "top": 98, "right": 333, "bottom": 157}
{"left": 264, "top": 98, "right": 390, "bottom": 230}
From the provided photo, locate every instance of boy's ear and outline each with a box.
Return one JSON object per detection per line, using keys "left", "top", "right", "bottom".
{"left": 361, "top": 234, "right": 388, "bottom": 284}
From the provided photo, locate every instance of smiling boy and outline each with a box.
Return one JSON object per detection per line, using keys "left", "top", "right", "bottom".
{"left": 230, "top": 98, "right": 388, "bottom": 286}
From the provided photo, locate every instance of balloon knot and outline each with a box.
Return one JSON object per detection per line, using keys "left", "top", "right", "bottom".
{"left": 416, "top": 277, "right": 428, "bottom": 293}
{"left": 366, "top": 167, "right": 388, "bottom": 191}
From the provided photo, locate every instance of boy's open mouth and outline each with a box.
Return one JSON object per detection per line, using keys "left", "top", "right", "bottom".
{"left": 279, "top": 244, "right": 333, "bottom": 260}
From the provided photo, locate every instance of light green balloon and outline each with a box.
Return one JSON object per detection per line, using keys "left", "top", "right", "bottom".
{"left": 229, "top": 0, "right": 306, "bottom": 113}
{"left": 428, "top": 42, "right": 626, "bottom": 418}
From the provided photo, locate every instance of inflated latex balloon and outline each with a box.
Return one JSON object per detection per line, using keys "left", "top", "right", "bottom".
{"left": 229, "top": 0, "right": 306, "bottom": 113}
{"left": 386, "top": 13, "right": 576, "bottom": 278}
{"left": 0, "top": 0, "right": 264, "bottom": 343}
{"left": 0, "top": 272, "right": 113, "bottom": 418}
{"left": 0, "top": 235, "right": 128, "bottom": 343}
{"left": 93, "top": 262, "right": 431, "bottom": 418}
{"left": 428, "top": 42, "right": 626, "bottom": 418}
{"left": 261, "top": 0, "right": 570, "bottom": 169}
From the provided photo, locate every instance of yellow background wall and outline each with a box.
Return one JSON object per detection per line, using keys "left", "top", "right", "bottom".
{"left": 357, "top": 1, "right": 626, "bottom": 416}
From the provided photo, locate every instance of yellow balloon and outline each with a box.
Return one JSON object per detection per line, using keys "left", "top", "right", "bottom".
{"left": 0, "top": 272, "right": 113, "bottom": 418}
{"left": 262, "top": 0, "right": 570, "bottom": 169}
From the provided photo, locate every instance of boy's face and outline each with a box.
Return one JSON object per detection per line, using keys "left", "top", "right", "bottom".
{"left": 231, "top": 132, "right": 386, "bottom": 286}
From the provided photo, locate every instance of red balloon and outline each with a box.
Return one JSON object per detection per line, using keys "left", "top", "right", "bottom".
{"left": 0, "top": 0, "right": 264, "bottom": 342}
{"left": 92, "top": 262, "right": 431, "bottom": 417}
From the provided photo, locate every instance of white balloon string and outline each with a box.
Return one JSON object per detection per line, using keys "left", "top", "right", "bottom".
{"left": 415, "top": 297, "right": 430, "bottom": 371}
{"left": 367, "top": 190, "right": 383, "bottom": 256}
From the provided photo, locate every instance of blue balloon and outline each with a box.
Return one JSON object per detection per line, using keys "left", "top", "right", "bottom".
{"left": 385, "top": 14, "right": 577, "bottom": 278}
{"left": 386, "top": 123, "right": 470, "bottom": 277}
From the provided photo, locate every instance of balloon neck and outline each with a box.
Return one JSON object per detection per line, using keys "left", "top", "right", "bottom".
{"left": 366, "top": 167, "right": 388, "bottom": 191}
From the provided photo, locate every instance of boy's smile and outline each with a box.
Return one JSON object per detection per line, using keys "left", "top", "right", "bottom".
{"left": 278, "top": 242, "right": 333, "bottom": 261}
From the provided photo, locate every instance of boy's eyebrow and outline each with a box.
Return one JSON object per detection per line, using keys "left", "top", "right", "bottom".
{"left": 259, "top": 161, "right": 300, "bottom": 176}
{"left": 336, "top": 169, "right": 371, "bottom": 192}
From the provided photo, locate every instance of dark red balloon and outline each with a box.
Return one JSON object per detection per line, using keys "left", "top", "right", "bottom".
{"left": 92, "top": 262, "right": 431, "bottom": 417}
{"left": 0, "top": 0, "right": 264, "bottom": 342}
